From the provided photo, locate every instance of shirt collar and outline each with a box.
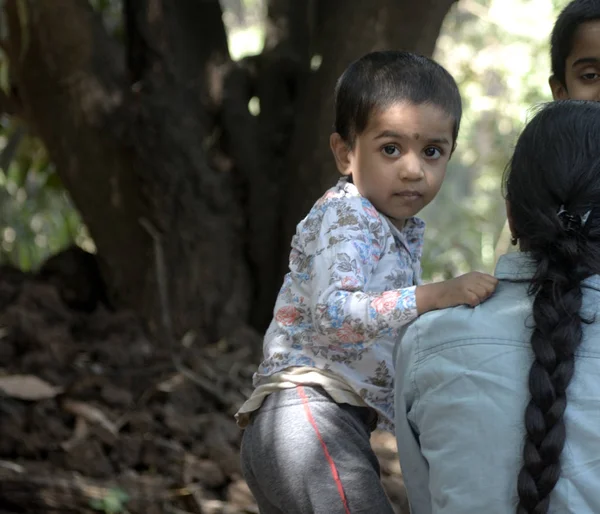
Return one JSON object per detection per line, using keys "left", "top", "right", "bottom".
{"left": 338, "top": 176, "right": 359, "bottom": 196}
{"left": 384, "top": 215, "right": 425, "bottom": 242}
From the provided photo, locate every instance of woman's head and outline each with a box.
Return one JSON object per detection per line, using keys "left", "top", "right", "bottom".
{"left": 504, "top": 100, "right": 600, "bottom": 514}
{"left": 506, "top": 100, "right": 600, "bottom": 266}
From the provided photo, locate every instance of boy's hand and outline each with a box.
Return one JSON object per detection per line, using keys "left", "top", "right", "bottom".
{"left": 416, "top": 272, "right": 498, "bottom": 314}
{"left": 442, "top": 272, "right": 498, "bottom": 308}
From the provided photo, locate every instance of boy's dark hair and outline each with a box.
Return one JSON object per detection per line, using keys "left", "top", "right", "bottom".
{"left": 551, "top": 0, "right": 600, "bottom": 86}
{"left": 333, "top": 50, "right": 462, "bottom": 146}
{"left": 504, "top": 100, "right": 600, "bottom": 514}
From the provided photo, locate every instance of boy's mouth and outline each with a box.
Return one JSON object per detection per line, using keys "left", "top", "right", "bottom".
{"left": 394, "top": 191, "right": 422, "bottom": 198}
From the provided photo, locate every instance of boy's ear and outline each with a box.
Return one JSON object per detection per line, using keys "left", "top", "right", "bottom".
{"left": 330, "top": 133, "right": 353, "bottom": 176}
{"left": 549, "top": 76, "right": 569, "bottom": 100}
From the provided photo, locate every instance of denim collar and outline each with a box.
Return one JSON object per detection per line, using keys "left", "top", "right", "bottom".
{"left": 495, "top": 252, "right": 600, "bottom": 290}
{"left": 494, "top": 252, "right": 536, "bottom": 280}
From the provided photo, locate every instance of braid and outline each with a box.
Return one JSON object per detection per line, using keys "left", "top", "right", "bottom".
{"left": 504, "top": 100, "right": 600, "bottom": 513}
{"left": 516, "top": 237, "right": 586, "bottom": 514}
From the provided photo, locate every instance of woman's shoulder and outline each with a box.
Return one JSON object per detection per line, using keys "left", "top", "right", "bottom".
{"left": 405, "top": 280, "right": 532, "bottom": 353}
{"left": 405, "top": 277, "right": 600, "bottom": 358}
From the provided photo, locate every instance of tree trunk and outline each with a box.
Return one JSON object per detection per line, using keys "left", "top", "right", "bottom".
{"left": 2, "top": 0, "right": 458, "bottom": 342}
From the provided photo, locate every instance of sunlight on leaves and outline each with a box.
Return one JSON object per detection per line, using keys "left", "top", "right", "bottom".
{"left": 420, "top": 0, "right": 571, "bottom": 280}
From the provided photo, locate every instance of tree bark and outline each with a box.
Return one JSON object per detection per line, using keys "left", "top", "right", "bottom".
{"left": 240, "top": 0, "right": 315, "bottom": 330}
{"left": 4, "top": 0, "right": 249, "bottom": 342}
{"left": 2, "top": 0, "right": 458, "bottom": 342}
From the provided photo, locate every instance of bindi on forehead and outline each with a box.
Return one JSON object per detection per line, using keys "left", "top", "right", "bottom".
{"left": 413, "top": 133, "right": 420, "bottom": 140}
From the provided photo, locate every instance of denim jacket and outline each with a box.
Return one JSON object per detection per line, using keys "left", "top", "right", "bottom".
{"left": 394, "top": 252, "right": 600, "bottom": 514}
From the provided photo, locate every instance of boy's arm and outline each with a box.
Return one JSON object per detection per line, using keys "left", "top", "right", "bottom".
{"left": 303, "top": 201, "right": 498, "bottom": 345}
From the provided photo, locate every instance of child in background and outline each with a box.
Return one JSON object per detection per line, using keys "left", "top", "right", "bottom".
{"left": 496, "top": 0, "right": 600, "bottom": 260}
{"left": 549, "top": 0, "right": 600, "bottom": 102}
{"left": 237, "top": 50, "right": 498, "bottom": 514}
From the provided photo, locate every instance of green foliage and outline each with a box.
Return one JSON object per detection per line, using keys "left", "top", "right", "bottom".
{"left": 89, "top": 0, "right": 124, "bottom": 39}
{"left": 89, "top": 488, "right": 130, "bottom": 514}
{"left": 420, "top": 0, "right": 572, "bottom": 280}
{"left": 0, "top": 115, "right": 92, "bottom": 269}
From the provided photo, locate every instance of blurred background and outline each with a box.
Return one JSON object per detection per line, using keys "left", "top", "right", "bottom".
{"left": 0, "top": 0, "right": 565, "bottom": 278}
{"left": 0, "top": 1, "right": 574, "bottom": 513}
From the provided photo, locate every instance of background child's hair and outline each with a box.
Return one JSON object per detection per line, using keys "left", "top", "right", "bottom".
{"left": 551, "top": 0, "right": 600, "bottom": 86}
{"left": 333, "top": 50, "right": 462, "bottom": 146}
{"left": 504, "top": 100, "right": 600, "bottom": 514}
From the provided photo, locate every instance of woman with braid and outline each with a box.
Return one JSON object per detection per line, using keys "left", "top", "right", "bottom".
{"left": 393, "top": 100, "right": 600, "bottom": 514}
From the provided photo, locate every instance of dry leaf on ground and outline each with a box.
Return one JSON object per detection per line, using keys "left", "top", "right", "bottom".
{"left": 0, "top": 374, "right": 63, "bottom": 400}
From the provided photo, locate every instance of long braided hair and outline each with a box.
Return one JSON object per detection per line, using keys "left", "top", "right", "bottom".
{"left": 504, "top": 100, "right": 600, "bottom": 514}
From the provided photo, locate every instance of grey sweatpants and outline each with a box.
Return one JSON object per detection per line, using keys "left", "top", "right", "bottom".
{"left": 240, "top": 386, "right": 395, "bottom": 514}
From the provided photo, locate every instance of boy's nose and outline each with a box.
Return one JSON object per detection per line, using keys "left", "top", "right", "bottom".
{"left": 399, "top": 154, "right": 423, "bottom": 180}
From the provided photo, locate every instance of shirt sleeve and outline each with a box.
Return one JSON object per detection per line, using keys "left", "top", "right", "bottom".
{"left": 303, "top": 197, "right": 418, "bottom": 345}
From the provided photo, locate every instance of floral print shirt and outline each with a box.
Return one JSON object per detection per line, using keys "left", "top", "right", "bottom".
{"left": 254, "top": 178, "right": 425, "bottom": 430}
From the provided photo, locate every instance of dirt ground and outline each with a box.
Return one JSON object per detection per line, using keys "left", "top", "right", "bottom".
{"left": 0, "top": 248, "right": 408, "bottom": 513}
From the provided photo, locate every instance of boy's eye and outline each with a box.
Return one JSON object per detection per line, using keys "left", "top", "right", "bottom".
{"left": 581, "top": 72, "right": 600, "bottom": 81}
{"left": 382, "top": 145, "right": 400, "bottom": 157}
{"left": 424, "top": 147, "right": 442, "bottom": 159}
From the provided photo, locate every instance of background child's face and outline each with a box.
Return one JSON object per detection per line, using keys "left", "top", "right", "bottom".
{"left": 332, "top": 102, "right": 454, "bottom": 228}
{"left": 551, "top": 20, "right": 600, "bottom": 101}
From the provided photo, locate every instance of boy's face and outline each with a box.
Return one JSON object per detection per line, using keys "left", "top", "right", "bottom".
{"left": 551, "top": 19, "right": 600, "bottom": 101}
{"left": 331, "top": 102, "right": 454, "bottom": 228}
